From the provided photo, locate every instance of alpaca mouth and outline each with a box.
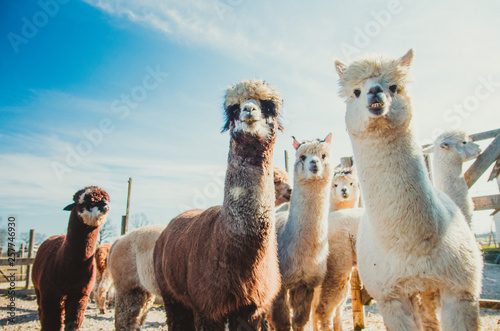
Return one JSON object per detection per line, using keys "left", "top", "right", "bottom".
{"left": 368, "top": 102, "right": 385, "bottom": 115}
{"left": 342, "top": 193, "right": 349, "bottom": 199}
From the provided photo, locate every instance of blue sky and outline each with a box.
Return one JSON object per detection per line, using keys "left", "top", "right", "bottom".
{"left": 1, "top": 0, "right": 499, "bottom": 241}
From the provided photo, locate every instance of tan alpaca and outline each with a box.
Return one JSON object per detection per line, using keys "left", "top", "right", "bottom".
{"left": 334, "top": 49, "right": 482, "bottom": 331}
{"left": 92, "top": 243, "right": 114, "bottom": 314}
{"left": 312, "top": 166, "right": 363, "bottom": 331}
{"left": 274, "top": 166, "right": 292, "bottom": 207}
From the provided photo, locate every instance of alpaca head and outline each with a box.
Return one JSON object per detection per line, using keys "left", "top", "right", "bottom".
{"left": 222, "top": 80, "right": 283, "bottom": 140}
{"left": 64, "top": 186, "right": 110, "bottom": 227}
{"left": 292, "top": 133, "right": 333, "bottom": 183}
{"left": 334, "top": 49, "right": 414, "bottom": 137}
{"left": 434, "top": 130, "right": 481, "bottom": 162}
{"left": 274, "top": 167, "right": 292, "bottom": 206}
{"left": 331, "top": 167, "right": 360, "bottom": 207}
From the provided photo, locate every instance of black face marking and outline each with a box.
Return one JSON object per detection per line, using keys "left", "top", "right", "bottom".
{"left": 389, "top": 85, "right": 397, "bottom": 93}
{"left": 260, "top": 100, "right": 276, "bottom": 117}
{"left": 354, "top": 89, "right": 361, "bottom": 98}
{"left": 222, "top": 104, "right": 240, "bottom": 132}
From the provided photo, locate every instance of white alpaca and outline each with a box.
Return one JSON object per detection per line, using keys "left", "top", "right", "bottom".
{"left": 271, "top": 134, "right": 333, "bottom": 331}
{"left": 330, "top": 167, "right": 360, "bottom": 212}
{"left": 334, "top": 49, "right": 483, "bottom": 331}
{"left": 431, "top": 130, "right": 481, "bottom": 227}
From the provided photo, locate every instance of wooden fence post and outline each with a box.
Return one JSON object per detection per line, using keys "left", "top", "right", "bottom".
{"left": 351, "top": 268, "right": 365, "bottom": 330}
{"left": 24, "top": 229, "right": 35, "bottom": 289}
{"left": 19, "top": 243, "right": 24, "bottom": 281}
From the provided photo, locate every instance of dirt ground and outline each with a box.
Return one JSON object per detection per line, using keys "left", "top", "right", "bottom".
{"left": 0, "top": 264, "right": 499, "bottom": 330}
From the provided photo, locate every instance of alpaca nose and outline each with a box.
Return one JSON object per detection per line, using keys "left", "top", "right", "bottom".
{"left": 368, "top": 84, "right": 383, "bottom": 95}
{"left": 341, "top": 188, "right": 347, "bottom": 193}
{"left": 242, "top": 102, "right": 258, "bottom": 113}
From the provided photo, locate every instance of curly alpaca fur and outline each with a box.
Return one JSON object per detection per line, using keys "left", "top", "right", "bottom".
{"left": 271, "top": 134, "right": 333, "bottom": 331}
{"left": 432, "top": 130, "right": 481, "bottom": 227}
{"left": 32, "top": 186, "right": 110, "bottom": 330}
{"left": 154, "top": 79, "right": 282, "bottom": 330}
{"left": 312, "top": 166, "right": 362, "bottom": 331}
{"left": 92, "top": 243, "right": 114, "bottom": 314}
{"left": 274, "top": 167, "right": 292, "bottom": 207}
{"left": 108, "top": 225, "right": 165, "bottom": 330}
{"left": 335, "top": 49, "right": 483, "bottom": 331}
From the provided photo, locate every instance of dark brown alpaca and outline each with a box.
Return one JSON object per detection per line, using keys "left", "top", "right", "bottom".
{"left": 154, "top": 79, "right": 283, "bottom": 331}
{"left": 32, "top": 186, "right": 110, "bottom": 330}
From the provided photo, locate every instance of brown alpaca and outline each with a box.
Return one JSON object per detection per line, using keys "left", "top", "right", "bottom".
{"left": 92, "top": 243, "right": 113, "bottom": 314}
{"left": 32, "top": 186, "right": 110, "bottom": 330}
{"left": 274, "top": 166, "right": 292, "bottom": 207}
{"left": 154, "top": 79, "right": 283, "bottom": 330}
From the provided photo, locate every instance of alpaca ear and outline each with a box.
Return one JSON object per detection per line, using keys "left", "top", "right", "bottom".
{"left": 292, "top": 136, "right": 301, "bottom": 150}
{"left": 63, "top": 203, "right": 76, "bottom": 211}
{"left": 323, "top": 132, "right": 333, "bottom": 144}
{"left": 439, "top": 141, "right": 451, "bottom": 150}
{"left": 422, "top": 145, "right": 434, "bottom": 154}
{"left": 334, "top": 59, "right": 348, "bottom": 77}
{"left": 399, "top": 49, "right": 414, "bottom": 68}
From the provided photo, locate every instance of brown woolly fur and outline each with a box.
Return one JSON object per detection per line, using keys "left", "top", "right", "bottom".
{"left": 336, "top": 52, "right": 413, "bottom": 100}
{"left": 108, "top": 225, "right": 165, "bottom": 330}
{"left": 92, "top": 243, "right": 113, "bottom": 314}
{"left": 154, "top": 79, "right": 282, "bottom": 330}
{"left": 274, "top": 166, "right": 292, "bottom": 207}
{"left": 32, "top": 186, "right": 110, "bottom": 331}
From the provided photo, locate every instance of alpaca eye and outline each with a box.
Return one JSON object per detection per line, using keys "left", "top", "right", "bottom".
{"left": 322, "top": 154, "right": 326, "bottom": 159}
{"left": 350, "top": 183, "right": 353, "bottom": 186}
{"left": 354, "top": 89, "right": 361, "bottom": 98}
{"left": 334, "top": 184, "right": 338, "bottom": 187}
{"left": 463, "top": 141, "right": 467, "bottom": 145}
{"left": 389, "top": 85, "right": 397, "bottom": 93}
{"left": 300, "top": 155, "right": 306, "bottom": 161}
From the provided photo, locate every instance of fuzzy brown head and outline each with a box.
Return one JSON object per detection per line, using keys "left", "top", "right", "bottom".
{"left": 63, "top": 186, "right": 110, "bottom": 227}
{"left": 222, "top": 80, "right": 283, "bottom": 138}
{"left": 274, "top": 167, "right": 292, "bottom": 206}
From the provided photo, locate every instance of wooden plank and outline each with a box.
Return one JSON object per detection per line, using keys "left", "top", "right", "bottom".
{"left": 465, "top": 133, "right": 500, "bottom": 188}
{"left": 472, "top": 195, "right": 500, "bottom": 211}
{"left": 470, "top": 129, "right": 500, "bottom": 142}
{"left": 24, "top": 229, "right": 35, "bottom": 289}
{"left": 350, "top": 268, "right": 365, "bottom": 330}
{"left": 479, "top": 299, "right": 500, "bottom": 310}
{"left": 0, "top": 258, "right": 36, "bottom": 266}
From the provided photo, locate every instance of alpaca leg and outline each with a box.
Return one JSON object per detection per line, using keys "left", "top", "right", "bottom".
{"left": 195, "top": 314, "right": 225, "bottom": 331}
{"left": 270, "top": 286, "right": 291, "bottom": 331}
{"left": 417, "top": 289, "right": 439, "bottom": 331}
{"left": 138, "top": 293, "right": 155, "bottom": 326}
{"left": 114, "top": 288, "right": 154, "bottom": 330}
{"left": 92, "top": 272, "right": 101, "bottom": 304}
{"left": 38, "top": 292, "right": 64, "bottom": 331}
{"left": 162, "top": 292, "right": 196, "bottom": 331}
{"left": 228, "top": 304, "right": 265, "bottom": 331}
{"left": 377, "top": 295, "right": 420, "bottom": 331}
{"left": 315, "top": 272, "right": 350, "bottom": 331}
{"left": 97, "top": 269, "right": 113, "bottom": 314}
{"left": 289, "top": 284, "right": 315, "bottom": 331}
{"left": 64, "top": 292, "right": 90, "bottom": 331}
{"left": 440, "top": 289, "right": 479, "bottom": 331}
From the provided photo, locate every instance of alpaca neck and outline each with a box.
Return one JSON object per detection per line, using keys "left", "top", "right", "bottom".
{"left": 222, "top": 135, "right": 275, "bottom": 240}
{"left": 63, "top": 212, "right": 100, "bottom": 263}
{"left": 351, "top": 127, "right": 442, "bottom": 243}
{"left": 284, "top": 177, "right": 331, "bottom": 255}
{"left": 331, "top": 197, "right": 359, "bottom": 212}
{"left": 433, "top": 155, "right": 471, "bottom": 222}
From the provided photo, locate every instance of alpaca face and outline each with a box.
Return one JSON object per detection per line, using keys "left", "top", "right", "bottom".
{"left": 436, "top": 131, "right": 481, "bottom": 162}
{"left": 65, "top": 186, "right": 110, "bottom": 227}
{"left": 331, "top": 169, "right": 359, "bottom": 204}
{"left": 335, "top": 49, "right": 414, "bottom": 137}
{"left": 223, "top": 80, "right": 283, "bottom": 138}
{"left": 293, "top": 133, "right": 333, "bottom": 182}
{"left": 275, "top": 180, "right": 292, "bottom": 206}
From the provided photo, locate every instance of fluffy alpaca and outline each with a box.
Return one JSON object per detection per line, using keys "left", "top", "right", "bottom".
{"left": 274, "top": 166, "right": 292, "bottom": 207}
{"left": 329, "top": 167, "right": 360, "bottom": 212}
{"left": 313, "top": 166, "right": 362, "bottom": 331}
{"left": 431, "top": 130, "right": 481, "bottom": 227}
{"left": 32, "top": 186, "right": 110, "bottom": 330}
{"left": 154, "top": 79, "right": 282, "bottom": 330}
{"left": 334, "top": 49, "right": 483, "bottom": 330}
{"left": 271, "top": 134, "right": 333, "bottom": 331}
{"left": 92, "top": 243, "right": 113, "bottom": 314}
{"left": 108, "top": 225, "right": 166, "bottom": 330}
